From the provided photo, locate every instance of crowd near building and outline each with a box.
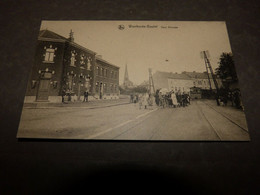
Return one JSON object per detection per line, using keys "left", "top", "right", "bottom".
{"left": 152, "top": 71, "right": 223, "bottom": 98}
{"left": 24, "top": 29, "right": 119, "bottom": 103}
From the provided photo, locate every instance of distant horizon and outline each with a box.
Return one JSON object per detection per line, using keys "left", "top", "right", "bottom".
{"left": 40, "top": 21, "right": 232, "bottom": 85}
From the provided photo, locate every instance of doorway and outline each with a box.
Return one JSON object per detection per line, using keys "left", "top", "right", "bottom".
{"left": 99, "top": 82, "right": 103, "bottom": 99}
{"left": 36, "top": 79, "right": 50, "bottom": 101}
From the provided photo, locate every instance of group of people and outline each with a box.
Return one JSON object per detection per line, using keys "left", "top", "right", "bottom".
{"left": 130, "top": 94, "right": 139, "bottom": 104}
{"left": 155, "top": 90, "right": 190, "bottom": 108}
{"left": 130, "top": 89, "right": 191, "bottom": 109}
{"left": 130, "top": 93, "right": 153, "bottom": 109}
{"left": 61, "top": 89, "right": 89, "bottom": 103}
{"left": 218, "top": 89, "right": 243, "bottom": 110}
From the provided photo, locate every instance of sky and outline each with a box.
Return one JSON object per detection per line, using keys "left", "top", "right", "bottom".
{"left": 40, "top": 21, "right": 232, "bottom": 85}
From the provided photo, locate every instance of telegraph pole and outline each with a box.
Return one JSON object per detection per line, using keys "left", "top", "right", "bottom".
{"left": 201, "top": 50, "right": 220, "bottom": 106}
{"left": 148, "top": 68, "right": 155, "bottom": 94}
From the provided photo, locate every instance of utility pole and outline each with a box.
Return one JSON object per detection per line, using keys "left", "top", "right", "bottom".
{"left": 201, "top": 50, "right": 220, "bottom": 106}
{"left": 148, "top": 68, "right": 155, "bottom": 94}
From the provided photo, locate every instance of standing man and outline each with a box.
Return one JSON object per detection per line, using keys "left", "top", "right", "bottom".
{"left": 83, "top": 90, "right": 89, "bottom": 102}
{"left": 130, "top": 94, "right": 134, "bottom": 103}
{"left": 62, "top": 89, "right": 66, "bottom": 103}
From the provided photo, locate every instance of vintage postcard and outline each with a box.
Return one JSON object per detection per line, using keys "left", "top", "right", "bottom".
{"left": 17, "top": 21, "right": 250, "bottom": 140}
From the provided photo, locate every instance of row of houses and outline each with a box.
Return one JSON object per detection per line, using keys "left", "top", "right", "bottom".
{"left": 25, "top": 29, "right": 120, "bottom": 103}
{"left": 152, "top": 71, "right": 222, "bottom": 94}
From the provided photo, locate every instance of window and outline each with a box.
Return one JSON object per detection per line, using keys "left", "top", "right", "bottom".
{"left": 80, "top": 54, "right": 86, "bottom": 68}
{"left": 31, "top": 80, "right": 37, "bottom": 89}
{"left": 70, "top": 51, "right": 76, "bottom": 66}
{"left": 110, "top": 84, "right": 113, "bottom": 92}
{"left": 68, "top": 75, "right": 73, "bottom": 90}
{"left": 104, "top": 69, "right": 107, "bottom": 77}
{"left": 101, "top": 68, "right": 104, "bottom": 76}
{"left": 43, "top": 45, "right": 56, "bottom": 62}
{"left": 87, "top": 57, "right": 91, "bottom": 70}
{"left": 111, "top": 71, "right": 113, "bottom": 78}
{"left": 96, "top": 82, "right": 99, "bottom": 92}
{"left": 104, "top": 83, "right": 107, "bottom": 93}
{"left": 114, "top": 85, "right": 117, "bottom": 92}
{"left": 96, "top": 67, "right": 99, "bottom": 75}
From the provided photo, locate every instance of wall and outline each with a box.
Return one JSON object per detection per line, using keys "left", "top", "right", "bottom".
{"left": 25, "top": 40, "right": 65, "bottom": 97}
{"left": 94, "top": 59, "right": 120, "bottom": 97}
{"left": 193, "top": 78, "right": 223, "bottom": 90}
{"left": 168, "top": 78, "right": 194, "bottom": 92}
{"left": 62, "top": 43, "right": 96, "bottom": 99}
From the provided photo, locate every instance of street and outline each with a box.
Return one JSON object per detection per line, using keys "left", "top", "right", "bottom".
{"left": 17, "top": 100, "right": 250, "bottom": 141}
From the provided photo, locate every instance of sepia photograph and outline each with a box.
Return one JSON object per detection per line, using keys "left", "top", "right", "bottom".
{"left": 17, "top": 20, "right": 250, "bottom": 141}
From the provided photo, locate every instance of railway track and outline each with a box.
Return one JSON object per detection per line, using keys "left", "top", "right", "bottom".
{"left": 196, "top": 100, "right": 249, "bottom": 141}
{"left": 200, "top": 101, "right": 248, "bottom": 132}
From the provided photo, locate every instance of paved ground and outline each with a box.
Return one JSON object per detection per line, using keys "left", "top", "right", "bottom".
{"left": 17, "top": 99, "right": 250, "bottom": 141}
{"left": 23, "top": 97, "right": 130, "bottom": 108}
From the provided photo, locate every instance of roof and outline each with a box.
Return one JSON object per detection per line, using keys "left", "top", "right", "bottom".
{"left": 38, "top": 29, "right": 96, "bottom": 54}
{"left": 153, "top": 71, "right": 216, "bottom": 80}
{"left": 153, "top": 71, "right": 191, "bottom": 80}
{"left": 70, "top": 41, "right": 96, "bottom": 55}
{"left": 39, "top": 29, "right": 68, "bottom": 41}
{"left": 182, "top": 71, "right": 212, "bottom": 79}
{"left": 96, "top": 57, "right": 120, "bottom": 69}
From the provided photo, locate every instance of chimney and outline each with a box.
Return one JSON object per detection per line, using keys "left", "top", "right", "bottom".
{"left": 69, "top": 29, "right": 74, "bottom": 42}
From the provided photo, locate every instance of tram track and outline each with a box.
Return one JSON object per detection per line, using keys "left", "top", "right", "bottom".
{"left": 200, "top": 101, "right": 248, "bottom": 133}
{"left": 195, "top": 100, "right": 249, "bottom": 141}
{"left": 195, "top": 101, "right": 222, "bottom": 140}
{"left": 91, "top": 107, "right": 159, "bottom": 140}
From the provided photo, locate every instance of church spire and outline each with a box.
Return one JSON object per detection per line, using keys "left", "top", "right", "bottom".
{"left": 123, "top": 64, "right": 133, "bottom": 88}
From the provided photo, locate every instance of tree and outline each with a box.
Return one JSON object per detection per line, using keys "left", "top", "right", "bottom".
{"left": 215, "top": 52, "right": 238, "bottom": 82}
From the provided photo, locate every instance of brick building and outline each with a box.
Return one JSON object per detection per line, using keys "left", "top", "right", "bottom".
{"left": 24, "top": 29, "right": 119, "bottom": 103}
{"left": 94, "top": 57, "right": 120, "bottom": 99}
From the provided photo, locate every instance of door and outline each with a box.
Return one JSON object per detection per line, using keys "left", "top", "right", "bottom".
{"left": 36, "top": 79, "right": 50, "bottom": 101}
{"left": 99, "top": 82, "right": 103, "bottom": 99}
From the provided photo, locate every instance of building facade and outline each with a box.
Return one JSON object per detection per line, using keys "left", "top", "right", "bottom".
{"left": 153, "top": 71, "right": 222, "bottom": 93}
{"left": 183, "top": 71, "right": 222, "bottom": 90}
{"left": 24, "top": 30, "right": 119, "bottom": 103}
{"left": 94, "top": 57, "right": 120, "bottom": 99}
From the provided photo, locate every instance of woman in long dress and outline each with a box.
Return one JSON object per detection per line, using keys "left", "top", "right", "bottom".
{"left": 143, "top": 93, "right": 149, "bottom": 109}
{"left": 171, "top": 91, "right": 178, "bottom": 107}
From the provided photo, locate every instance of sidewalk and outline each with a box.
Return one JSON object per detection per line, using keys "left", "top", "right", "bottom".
{"left": 202, "top": 99, "right": 249, "bottom": 131}
{"left": 23, "top": 97, "right": 130, "bottom": 109}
